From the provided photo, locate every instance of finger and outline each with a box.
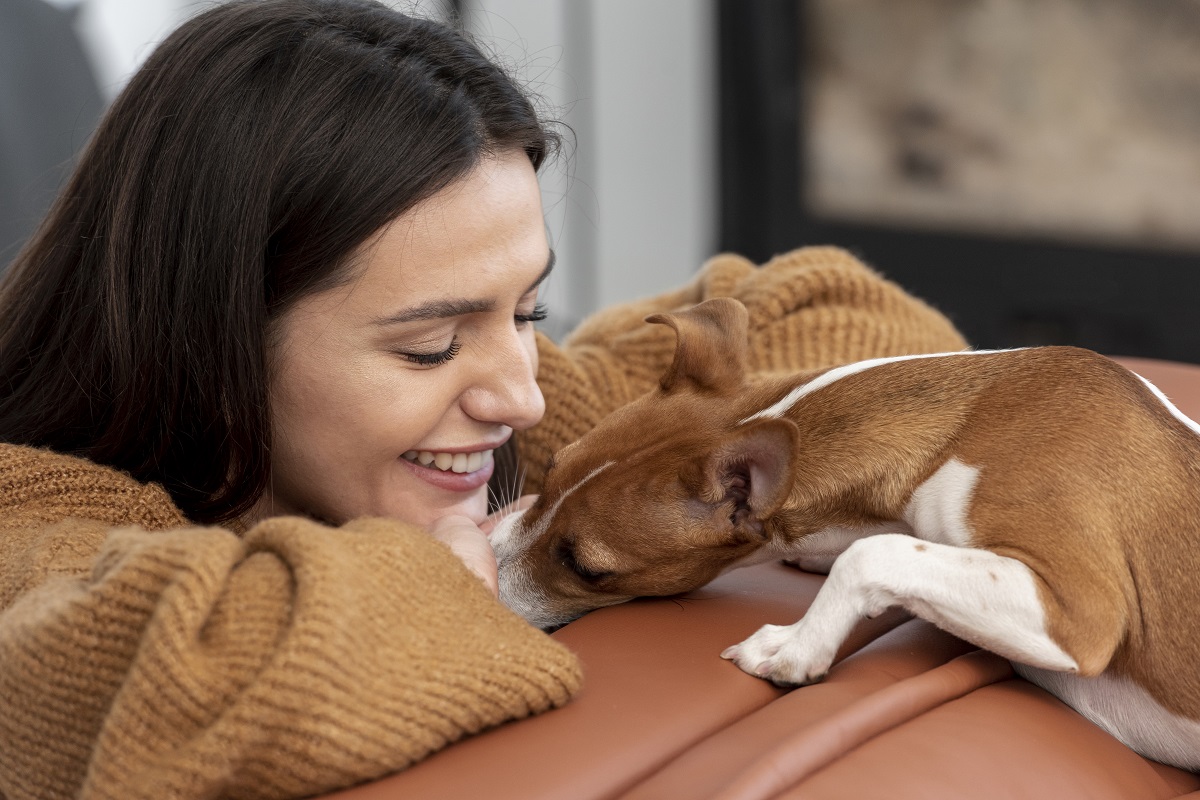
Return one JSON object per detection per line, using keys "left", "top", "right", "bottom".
{"left": 456, "top": 536, "right": 498, "bottom": 597}
{"left": 473, "top": 549, "right": 499, "bottom": 598}
{"left": 427, "top": 517, "right": 499, "bottom": 597}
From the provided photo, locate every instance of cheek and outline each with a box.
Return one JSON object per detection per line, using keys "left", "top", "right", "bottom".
{"left": 524, "top": 326, "right": 540, "bottom": 377}
{"left": 272, "top": 349, "right": 457, "bottom": 464}
{"left": 271, "top": 351, "right": 348, "bottom": 446}
{"left": 276, "top": 357, "right": 369, "bottom": 434}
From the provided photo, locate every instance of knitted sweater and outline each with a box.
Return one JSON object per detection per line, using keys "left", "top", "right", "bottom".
{"left": 517, "top": 247, "right": 967, "bottom": 492}
{"left": 0, "top": 247, "right": 966, "bottom": 800}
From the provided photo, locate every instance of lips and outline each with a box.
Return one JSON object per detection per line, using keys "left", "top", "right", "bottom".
{"left": 400, "top": 448, "right": 496, "bottom": 492}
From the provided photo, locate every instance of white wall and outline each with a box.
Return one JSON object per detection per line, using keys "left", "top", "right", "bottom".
{"left": 465, "top": 0, "right": 717, "bottom": 335}
{"left": 47, "top": 0, "right": 195, "bottom": 96}
{"left": 61, "top": 0, "right": 719, "bottom": 337}
{"left": 585, "top": 1, "right": 716, "bottom": 311}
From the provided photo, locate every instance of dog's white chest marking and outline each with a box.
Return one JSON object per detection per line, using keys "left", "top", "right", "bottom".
{"left": 780, "top": 459, "right": 977, "bottom": 574}
{"left": 903, "top": 458, "right": 980, "bottom": 547}
{"left": 1016, "top": 665, "right": 1200, "bottom": 771}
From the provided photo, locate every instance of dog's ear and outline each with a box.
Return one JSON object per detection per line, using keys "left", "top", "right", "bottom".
{"left": 702, "top": 418, "right": 798, "bottom": 539}
{"left": 646, "top": 298, "right": 748, "bottom": 394}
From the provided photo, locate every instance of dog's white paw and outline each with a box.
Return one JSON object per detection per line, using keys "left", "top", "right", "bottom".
{"left": 720, "top": 621, "right": 837, "bottom": 687}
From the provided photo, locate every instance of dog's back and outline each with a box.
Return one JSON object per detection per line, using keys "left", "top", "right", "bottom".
{"left": 748, "top": 346, "right": 1200, "bottom": 716}
{"left": 494, "top": 300, "right": 1200, "bottom": 768}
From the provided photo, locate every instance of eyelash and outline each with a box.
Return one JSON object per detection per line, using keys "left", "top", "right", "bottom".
{"left": 403, "top": 338, "right": 461, "bottom": 366}
{"left": 399, "top": 304, "right": 548, "bottom": 366}
{"left": 515, "top": 303, "right": 548, "bottom": 326}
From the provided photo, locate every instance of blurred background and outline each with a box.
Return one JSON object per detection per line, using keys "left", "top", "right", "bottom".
{"left": 3, "top": 0, "right": 1199, "bottom": 361}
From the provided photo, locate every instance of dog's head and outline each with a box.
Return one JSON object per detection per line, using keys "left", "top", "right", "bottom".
{"left": 492, "top": 298, "right": 798, "bottom": 628}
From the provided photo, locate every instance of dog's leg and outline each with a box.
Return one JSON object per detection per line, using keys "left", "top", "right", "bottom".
{"left": 783, "top": 522, "right": 913, "bottom": 574}
{"left": 722, "top": 533, "right": 1079, "bottom": 686}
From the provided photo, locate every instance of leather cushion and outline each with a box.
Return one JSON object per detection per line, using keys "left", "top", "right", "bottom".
{"left": 327, "top": 356, "right": 1200, "bottom": 799}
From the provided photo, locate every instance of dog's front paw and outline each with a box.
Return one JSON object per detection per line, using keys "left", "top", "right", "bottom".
{"left": 720, "top": 621, "right": 836, "bottom": 687}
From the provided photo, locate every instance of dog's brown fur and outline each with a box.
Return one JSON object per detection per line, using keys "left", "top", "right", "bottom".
{"left": 494, "top": 298, "right": 1200, "bottom": 723}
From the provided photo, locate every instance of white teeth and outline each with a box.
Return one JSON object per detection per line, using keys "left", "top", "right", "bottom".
{"left": 402, "top": 448, "right": 494, "bottom": 474}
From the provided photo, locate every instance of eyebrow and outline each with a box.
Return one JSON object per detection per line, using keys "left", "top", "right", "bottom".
{"left": 374, "top": 250, "right": 556, "bottom": 325}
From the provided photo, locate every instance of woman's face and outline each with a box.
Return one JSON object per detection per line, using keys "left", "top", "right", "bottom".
{"left": 260, "top": 151, "right": 550, "bottom": 528}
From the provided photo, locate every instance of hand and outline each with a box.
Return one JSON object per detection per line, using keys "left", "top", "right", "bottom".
{"left": 427, "top": 515, "right": 498, "bottom": 598}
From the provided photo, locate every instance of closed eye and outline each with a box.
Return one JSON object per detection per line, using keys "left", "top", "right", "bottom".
{"left": 398, "top": 337, "right": 461, "bottom": 366}
{"left": 557, "top": 540, "right": 613, "bottom": 584}
{"left": 515, "top": 302, "right": 548, "bottom": 327}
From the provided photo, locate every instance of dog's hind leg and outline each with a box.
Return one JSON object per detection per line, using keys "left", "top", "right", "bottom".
{"left": 723, "top": 534, "right": 1082, "bottom": 686}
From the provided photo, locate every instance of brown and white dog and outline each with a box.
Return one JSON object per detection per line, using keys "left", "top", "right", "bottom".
{"left": 490, "top": 297, "right": 1200, "bottom": 771}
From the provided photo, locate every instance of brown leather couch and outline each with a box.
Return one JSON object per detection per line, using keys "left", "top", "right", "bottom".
{"left": 329, "top": 356, "right": 1200, "bottom": 800}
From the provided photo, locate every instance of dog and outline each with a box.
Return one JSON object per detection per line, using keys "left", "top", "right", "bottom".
{"left": 490, "top": 297, "right": 1200, "bottom": 771}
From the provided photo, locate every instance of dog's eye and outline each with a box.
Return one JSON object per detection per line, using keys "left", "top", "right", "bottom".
{"left": 572, "top": 561, "right": 613, "bottom": 584}
{"left": 557, "top": 541, "right": 613, "bottom": 584}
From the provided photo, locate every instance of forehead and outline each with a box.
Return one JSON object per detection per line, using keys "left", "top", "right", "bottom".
{"left": 553, "top": 394, "right": 714, "bottom": 467}
{"left": 546, "top": 431, "right": 688, "bottom": 514}
{"left": 349, "top": 152, "right": 549, "bottom": 305}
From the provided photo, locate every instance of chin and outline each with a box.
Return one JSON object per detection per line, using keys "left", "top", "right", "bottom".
{"left": 400, "top": 488, "right": 490, "bottom": 528}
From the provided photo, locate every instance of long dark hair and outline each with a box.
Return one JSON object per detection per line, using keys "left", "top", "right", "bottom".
{"left": 0, "top": 0, "right": 555, "bottom": 524}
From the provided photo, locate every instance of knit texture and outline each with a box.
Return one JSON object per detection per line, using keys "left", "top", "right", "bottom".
{"left": 0, "top": 245, "right": 966, "bottom": 799}
{"left": 0, "top": 446, "right": 581, "bottom": 800}
{"left": 518, "top": 247, "right": 968, "bottom": 492}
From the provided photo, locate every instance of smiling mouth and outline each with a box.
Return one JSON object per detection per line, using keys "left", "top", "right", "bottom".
{"left": 401, "top": 449, "right": 495, "bottom": 474}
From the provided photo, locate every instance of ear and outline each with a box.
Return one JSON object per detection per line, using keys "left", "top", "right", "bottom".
{"left": 645, "top": 297, "right": 748, "bottom": 394}
{"left": 703, "top": 418, "right": 798, "bottom": 539}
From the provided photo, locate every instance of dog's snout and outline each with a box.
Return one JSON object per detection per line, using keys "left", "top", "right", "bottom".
{"left": 487, "top": 507, "right": 527, "bottom": 558}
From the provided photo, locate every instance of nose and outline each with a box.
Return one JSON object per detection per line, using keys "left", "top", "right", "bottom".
{"left": 461, "top": 327, "right": 545, "bottom": 431}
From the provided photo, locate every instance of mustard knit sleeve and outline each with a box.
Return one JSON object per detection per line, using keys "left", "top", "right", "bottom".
{"left": 518, "top": 246, "right": 967, "bottom": 492}
{"left": 0, "top": 511, "right": 581, "bottom": 799}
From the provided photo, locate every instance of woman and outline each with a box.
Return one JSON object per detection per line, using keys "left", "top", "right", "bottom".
{"left": 0, "top": 1, "right": 966, "bottom": 798}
